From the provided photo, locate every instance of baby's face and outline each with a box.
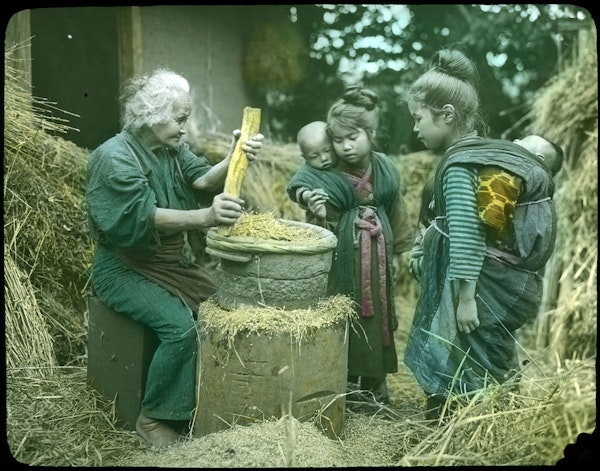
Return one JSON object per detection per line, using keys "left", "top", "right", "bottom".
{"left": 301, "top": 134, "right": 337, "bottom": 170}
{"left": 514, "top": 136, "right": 557, "bottom": 172}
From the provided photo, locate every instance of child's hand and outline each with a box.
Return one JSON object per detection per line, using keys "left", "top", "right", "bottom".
{"left": 313, "top": 201, "right": 327, "bottom": 220}
{"left": 299, "top": 189, "right": 329, "bottom": 220}
{"left": 304, "top": 189, "right": 329, "bottom": 219}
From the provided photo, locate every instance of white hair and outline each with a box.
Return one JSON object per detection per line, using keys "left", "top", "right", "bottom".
{"left": 120, "top": 69, "right": 190, "bottom": 132}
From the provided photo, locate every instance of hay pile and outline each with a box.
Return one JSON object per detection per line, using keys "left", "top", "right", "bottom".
{"left": 7, "top": 356, "right": 595, "bottom": 467}
{"left": 393, "top": 150, "right": 437, "bottom": 298}
{"left": 4, "top": 255, "right": 57, "bottom": 374}
{"left": 394, "top": 356, "right": 596, "bottom": 466}
{"left": 523, "top": 26, "right": 598, "bottom": 359}
{"left": 243, "top": 21, "right": 308, "bottom": 90}
{"left": 4, "top": 41, "right": 92, "bottom": 366}
{"left": 6, "top": 367, "right": 146, "bottom": 466}
{"left": 188, "top": 131, "right": 306, "bottom": 221}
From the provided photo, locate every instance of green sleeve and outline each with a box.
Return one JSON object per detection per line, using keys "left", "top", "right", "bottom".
{"left": 86, "top": 145, "right": 160, "bottom": 250}
{"left": 178, "top": 144, "right": 214, "bottom": 185}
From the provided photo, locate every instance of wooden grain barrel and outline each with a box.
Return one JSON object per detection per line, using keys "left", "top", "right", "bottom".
{"left": 205, "top": 220, "right": 337, "bottom": 310}
{"left": 194, "top": 317, "right": 348, "bottom": 440}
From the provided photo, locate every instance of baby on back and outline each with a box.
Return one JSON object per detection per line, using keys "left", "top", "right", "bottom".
{"left": 294, "top": 121, "right": 337, "bottom": 222}
{"left": 478, "top": 134, "right": 563, "bottom": 236}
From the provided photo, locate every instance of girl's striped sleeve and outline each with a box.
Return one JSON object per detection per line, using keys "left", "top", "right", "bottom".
{"left": 443, "top": 165, "right": 486, "bottom": 280}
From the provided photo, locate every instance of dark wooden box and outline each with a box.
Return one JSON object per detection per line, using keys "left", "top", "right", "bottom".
{"left": 86, "top": 296, "right": 158, "bottom": 430}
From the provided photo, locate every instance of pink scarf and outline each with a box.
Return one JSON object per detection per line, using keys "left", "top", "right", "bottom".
{"left": 346, "top": 164, "right": 391, "bottom": 345}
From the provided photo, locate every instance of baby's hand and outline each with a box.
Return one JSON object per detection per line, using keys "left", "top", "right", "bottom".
{"left": 303, "top": 189, "right": 328, "bottom": 204}
{"left": 313, "top": 201, "right": 327, "bottom": 220}
{"left": 304, "top": 189, "right": 329, "bottom": 218}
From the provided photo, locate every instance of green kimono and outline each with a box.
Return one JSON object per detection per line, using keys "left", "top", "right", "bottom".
{"left": 287, "top": 152, "right": 412, "bottom": 381}
{"left": 86, "top": 130, "right": 217, "bottom": 421}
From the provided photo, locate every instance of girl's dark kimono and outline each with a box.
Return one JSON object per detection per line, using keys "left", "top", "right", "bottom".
{"left": 404, "top": 136, "right": 557, "bottom": 397}
{"left": 287, "top": 151, "right": 412, "bottom": 382}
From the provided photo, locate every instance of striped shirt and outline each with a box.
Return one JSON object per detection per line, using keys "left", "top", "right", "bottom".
{"left": 443, "top": 165, "right": 486, "bottom": 280}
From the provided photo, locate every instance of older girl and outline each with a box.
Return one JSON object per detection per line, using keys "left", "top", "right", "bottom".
{"left": 403, "top": 49, "right": 559, "bottom": 419}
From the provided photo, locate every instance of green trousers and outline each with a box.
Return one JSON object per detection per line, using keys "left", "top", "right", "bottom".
{"left": 91, "top": 246, "right": 198, "bottom": 421}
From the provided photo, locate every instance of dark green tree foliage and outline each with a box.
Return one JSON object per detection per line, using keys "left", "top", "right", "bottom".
{"left": 245, "top": 4, "right": 590, "bottom": 152}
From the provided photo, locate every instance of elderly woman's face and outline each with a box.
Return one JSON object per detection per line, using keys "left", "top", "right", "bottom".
{"left": 150, "top": 94, "right": 192, "bottom": 149}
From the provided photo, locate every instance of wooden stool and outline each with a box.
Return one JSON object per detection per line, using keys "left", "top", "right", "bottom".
{"left": 86, "top": 295, "right": 159, "bottom": 430}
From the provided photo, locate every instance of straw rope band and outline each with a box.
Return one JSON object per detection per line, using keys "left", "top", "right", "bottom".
{"left": 206, "top": 220, "right": 337, "bottom": 254}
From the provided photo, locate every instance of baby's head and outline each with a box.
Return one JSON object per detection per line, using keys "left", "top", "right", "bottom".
{"left": 297, "top": 121, "right": 337, "bottom": 170}
{"left": 513, "top": 135, "right": 564, "bottom": 176}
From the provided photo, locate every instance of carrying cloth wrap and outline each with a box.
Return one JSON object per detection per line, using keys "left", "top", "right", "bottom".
{"left": 404, "top": 136, "right": 557, "bottom": 396}
{"left": 450, "top": 137, "right": 557, "bottom": 271}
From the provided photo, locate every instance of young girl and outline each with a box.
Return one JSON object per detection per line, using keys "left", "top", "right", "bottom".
{"left": 287, "top": 86, "right": 413, "bottom": 405}
{"left": 402, "top": 48, "right": 560, "bottom": 419}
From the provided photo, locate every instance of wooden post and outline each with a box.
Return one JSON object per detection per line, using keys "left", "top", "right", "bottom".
{"left": 218, "top": 106, "right": 261, "bottom": 236}
{"left": 117, "top": 7, "right": 143, "bottom": 83}
{"left": 5, "top": 10, "right": 32, "bottom": 94}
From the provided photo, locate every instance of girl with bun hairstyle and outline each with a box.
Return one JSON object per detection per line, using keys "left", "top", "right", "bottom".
{"left": 288, "top": 86, "right": 412, "bottom": 406}
{"left": 403, "top": 48, "right": 560, "bottom": 419}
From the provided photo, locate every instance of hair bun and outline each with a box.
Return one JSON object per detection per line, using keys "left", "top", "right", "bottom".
{"left": 342, "top": 86, "right": 379, "bottom": 111}
{"left": 431, "top": 48, "right": 479, "bottom": 87}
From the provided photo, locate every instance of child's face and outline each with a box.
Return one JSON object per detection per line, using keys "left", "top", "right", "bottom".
{"left": 301, "top": 133, "right": 337, "bottom": 170}
{"left": 408, "top": 100, "right": 454, "bottom": 151}
{"left": 329, "top": 124, "right": 372, "bottom": 170}
{"left": 513, "top": 136, "right": 557, "bottom": 173}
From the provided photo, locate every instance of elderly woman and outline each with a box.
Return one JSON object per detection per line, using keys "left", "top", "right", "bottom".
{"left": 85, "top": 69, "right": 263, "bottom": 448}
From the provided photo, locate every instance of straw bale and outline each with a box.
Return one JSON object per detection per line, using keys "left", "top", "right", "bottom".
{"left": 549, "top": 130, "right": 597, "bottom": 358}
{"left": 392, "top": 150, "right": 437, "bottom": 298}
{"left": 4, "top": 42, "right": 92, "bottom": 365}
{"left": 528, "top": 30, "right": 597, "bottom": 148}
{"left": 524, "top": 27, "right": 597, "bottom": 358}
{"left": 238, "top": 140, "right": 307, "bottom": 220}
{"left": 187, "top": 132, "right": 307, "bottom": 220}
{"left": 243, "top": 21, "right": 308, "bottom": 90}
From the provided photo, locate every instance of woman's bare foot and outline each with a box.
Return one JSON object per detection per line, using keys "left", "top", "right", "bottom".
{"left": 135, "top": 413, "right": 180, "bottom": 449}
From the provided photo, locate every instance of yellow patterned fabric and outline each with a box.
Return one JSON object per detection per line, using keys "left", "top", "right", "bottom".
{"left": 477, "top": 166, "right": 522, "bottom": 234}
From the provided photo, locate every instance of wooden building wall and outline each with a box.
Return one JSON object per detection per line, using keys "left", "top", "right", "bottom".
{"left": 9, "top": 6, "right": 267, "bottom": 150}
